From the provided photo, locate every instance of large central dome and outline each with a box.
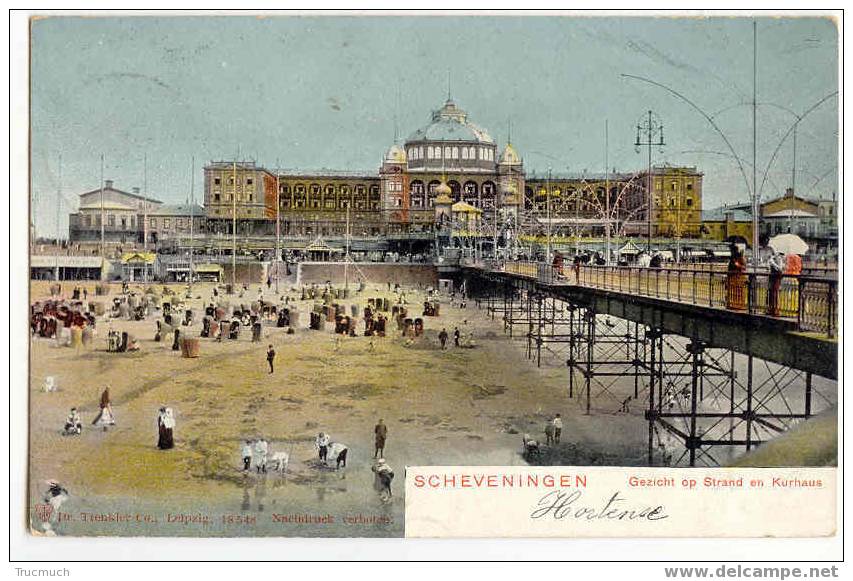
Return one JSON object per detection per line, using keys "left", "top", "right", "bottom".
{"left": 407, "top": 99, "right": 494, "bottom": 144}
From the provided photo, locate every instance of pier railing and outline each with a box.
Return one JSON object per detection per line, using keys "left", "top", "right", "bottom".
{"left": 489, "top": 261, "right": 837, "bottom": 338}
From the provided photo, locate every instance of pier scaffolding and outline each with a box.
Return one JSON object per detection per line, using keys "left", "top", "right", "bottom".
{"left": 523, "top": 293, "right": 576, "bottom": 367}
{"left": 466, "top": 268, "right": 836, "bottom": 468}
{"left": 648, "top": 333, "right": 823, "bottom": 467}
{"left": 565, "top": 306, "right": 648, "bottom": 416}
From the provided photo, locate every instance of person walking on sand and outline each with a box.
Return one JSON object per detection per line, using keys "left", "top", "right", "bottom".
{"left": 372, "top": 459, "right": 394, "bottom": 501}
{"left": 316, "top": 432, "right": 331, "bottom": 465}
{"left": 241, "top": 440, "right": 253, "bottom": 472}
{"left": 266, "top": 344, "right": 276, "bottom": 374}
{"left": 453, "top": 327, "right": 461, "bottom": 348}
{"left": 438, "top": 328, "right": 448, "bottom": 350}
{"left": 552, "top": 414, "right": 563, "bottom": 444}
{"left": 254, "top": 438, "right": 269, "bottom": 473}
{"left": 374, "top": 419, "right": 388, "bottom": 459}
{"left": 92, "top": 386, "right": 116, "bottom": 432}
{"left": 544, "top": 419, "right": 555, "bottom": 445}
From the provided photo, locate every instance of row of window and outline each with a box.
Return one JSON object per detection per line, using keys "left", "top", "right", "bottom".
{"left": 77, "top": 215, "right": 201, "bottom": 229}
{"left": 281, "top": 198, "right": 381, "bottom": 211}
{"left": 667, "top": 197, "right": 695, "bottom": 207}
{"left": 279, "top": 183, "right": 380, "bottom": 196}
{"left": 655, "top": 179, "right": 695, "bottom": 192}
{"left": 213, "top": 193, "right": 255, "bottom": 203}
{"left": 212, "top": 175, "right": 254, "bottom": 187}
{"left": 409, "top": 145, "right": 495, "bottom": 162}
{"left": 410, "top": 180, "right": 497, "bottom": 195}
{"left": 78, "top": 215, "right": 136, "bottom": 229}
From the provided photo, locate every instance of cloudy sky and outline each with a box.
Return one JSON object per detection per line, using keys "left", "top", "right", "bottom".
{"left": 30, "top": 14, "right": 838, "bottom": 237}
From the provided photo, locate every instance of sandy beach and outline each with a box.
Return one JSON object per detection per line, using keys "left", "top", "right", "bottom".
{"left": 28, "top": 279, "right": 653, "bottom": 536}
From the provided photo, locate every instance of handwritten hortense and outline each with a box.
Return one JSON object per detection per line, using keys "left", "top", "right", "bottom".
{"left": 404, "top": 466, "right": 836, "bottom": 537}
{"left": 529, "top": 490, "right": 668, "bottom": 522}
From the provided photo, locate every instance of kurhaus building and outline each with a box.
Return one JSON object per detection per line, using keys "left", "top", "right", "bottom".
{"left": 198, "top": 98, "right": 704, "bottom": 245}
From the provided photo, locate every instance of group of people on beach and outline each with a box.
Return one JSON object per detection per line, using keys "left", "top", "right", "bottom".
{"left": 241, "top": 438, "right": 272, "bottom": 473}
{"left": 234, "top": 420, "right": 392, "bottom": 499}
{"left": 62, "top": 386, "right": 176, "bottom": 452}
{"left": 46, "top": 279, "right": 486, "bottom": 510}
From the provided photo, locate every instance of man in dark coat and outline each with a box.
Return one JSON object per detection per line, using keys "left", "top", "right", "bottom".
{"left": 374, "top": 419, "right": 388, "bottom": 459}
{"left": 438, "top": 328, "right": 448, "bottom": 350}
{"left": 266, "top": 344, "right": 276, "bottom": 374}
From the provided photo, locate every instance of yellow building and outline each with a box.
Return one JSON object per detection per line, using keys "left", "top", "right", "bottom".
{"left": 700, "top": 206, "right": 754, "bottom": 243}
{"left": 647, "top": 165, "right": 703, "bottom": 238}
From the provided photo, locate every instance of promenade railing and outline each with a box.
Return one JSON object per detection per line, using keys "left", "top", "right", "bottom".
{"left": 492, "top": 261, "right": 837, "bottom": 339}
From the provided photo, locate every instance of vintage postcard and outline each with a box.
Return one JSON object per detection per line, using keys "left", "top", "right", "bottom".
{"left": 22, "top": 11, "right": 839, "bottom": 542}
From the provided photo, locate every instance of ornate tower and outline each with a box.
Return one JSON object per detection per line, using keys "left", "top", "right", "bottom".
{"left": 380, "top": 144, "right": 409, "bottom": 225}
{"left": 498, "top": 142, "right": 524, "bottom": 209}
{"left": 434, "top": 180, "right": 453, "bottom": 226}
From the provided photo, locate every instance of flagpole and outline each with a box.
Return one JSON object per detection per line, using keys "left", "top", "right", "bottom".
{"left": 605, "top": 120, "right": 611, "bottom": 265}
{"left": 232, "top": 161, "right": 237, "bottom": 290}
{"left": 55, "top": 154, "right": 61, "bottom": 281}
{"left": 189, "top": 155, "right": 195, "bottom": 296}
{"left": 100, "top": 154, "right": 105, "bottom": 259}
{"left": 143, "top": 153, "right": 148, "bottom": 285}
{"left": 344, "top": 204, "right": 350, "bottom": 291}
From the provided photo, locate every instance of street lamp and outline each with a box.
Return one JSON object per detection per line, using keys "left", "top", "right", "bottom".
{"left": 634, "top": 110, "right": 665, "bottom": 252}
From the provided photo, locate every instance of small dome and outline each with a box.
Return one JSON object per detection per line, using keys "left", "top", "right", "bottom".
{"left": 435, "top": 181, "right": 453, "bottom": 205}
{"left": 499, "top": 143, "right": 522, "bottom": 165}
{"left": 435, "top": 181, "right": 452, "bottom": 196}
{"left": 384, "top": 144, "right": 406, "bottom": 164}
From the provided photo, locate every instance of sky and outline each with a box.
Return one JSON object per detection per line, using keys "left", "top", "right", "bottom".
{"left": 30, "top": 14, "right": 838, "bottom": 238}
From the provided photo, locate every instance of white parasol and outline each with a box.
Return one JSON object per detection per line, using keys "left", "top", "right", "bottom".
{"left": 768, "top": 233, "right": 809, "bottom": 256}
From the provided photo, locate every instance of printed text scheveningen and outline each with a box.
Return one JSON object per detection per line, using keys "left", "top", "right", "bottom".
{"left": 413, "top": 472, "right": 587, "bottom": 489}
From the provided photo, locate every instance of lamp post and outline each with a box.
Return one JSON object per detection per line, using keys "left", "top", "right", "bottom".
{"left": 604, "top": 121, "right": 611, "bottom": 264}
{"left": 275, "top": 162, "right": 281, "bottom": 294}
{"left": 634, "top": 110, "right": 665, "bottom": 252}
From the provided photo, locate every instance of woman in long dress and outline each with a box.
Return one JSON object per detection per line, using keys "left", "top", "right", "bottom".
{"left": 157, "top": 407, "right": 175, "bottom": 449}
{"left": 92, "top": 387, "right": 116, "bottom": 431}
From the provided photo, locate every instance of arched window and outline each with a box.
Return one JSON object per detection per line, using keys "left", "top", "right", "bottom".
{"left": 463, "top": 181, "right": 478, "bottom": 206}
{"left": 427, "top": 180, "right": 441, "bottom": 208}
{"left": 481, "top": 181, "right": 496, "bottom": 210}
{"left": 452, "top": 147, "right": 458, "bottom": 159}
{"left": 461, "top": 148, "right": 469, "bottom": 160}
{"left": 448, "top": 180, "right": 461, "bottom": 202}
{"left": 418, "top": 146, "right": 424, "bottom": 159}
{"left": 427, "top": 147, "right": 434, "bottom": 160}
{"left": 309, "top": 184, "right": 322, "bottom": 209}
{"left": 293, "top": 184, "right": 306, "bottom": 209}
{"left": 410, "top": 180, "right": 425, "bottom": 208}
{"left": 444, "top": 146, "right": 451, "bottom": 159}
